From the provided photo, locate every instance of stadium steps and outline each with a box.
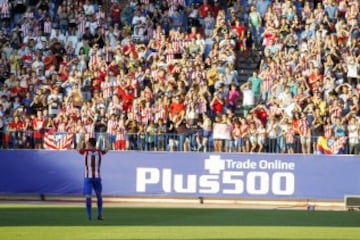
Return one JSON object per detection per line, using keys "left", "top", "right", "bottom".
{"left": 234, "top": 49, "right": 263, "bottom": 117}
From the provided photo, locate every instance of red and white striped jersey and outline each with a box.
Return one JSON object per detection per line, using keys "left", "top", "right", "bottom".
{"left": 197, "top": 99, "right": 207, "bottom": 114}
{"left": 43, "top": 20, "right": 52, "bottom": 34}
{"left": 101, "top": 81, "right": 113, "bottom": 99}
{"left": 153, "top": 30, "right": 162, "bottom": 43}
{"left": 21, "top": 22, "right": 31, "bottom": 36}
{"left": 299, "top": 119, "right": 311, "bottom": 136}
{"left": 0, "top": 1, "right": 10, "bottom": 19}
{"left": 285, "top": 128, "right": 295, "bottom": 143}
{"left": 259, "top": 71, "right": 272, "bottom": 91}
{"left": 116, "top": 126, "right": 127, "bottom": 141}
{"left": 57, "top": 121, "right": 67, "bottom": 132}
{"left": 90, "top": 54, "right": 98, "bottom": 67}
{"left": 107, "top": 119, "right": 118, "bottom": 135}
{"left": 180, "top": 39, "right": 186, "bottom": 51}
{"left": 141, "top": 107, "right": 153, "bottom": 125}
{"left": 172, "top": 37, "right": 181, "bottom": 53}
{"left": 79, "top": 149, "right": 106, "bottom": 178}
{"left": 166, "top": 48, "right": 174, "bottom": 62}
{"left": 84, "top": 123, "right": 95, "bottom": 139}
{"left": 78, "top": 20, "right": 86, "bottom": 34}
{"left": 154, "top": 105, "right": 167, "bottom": 122}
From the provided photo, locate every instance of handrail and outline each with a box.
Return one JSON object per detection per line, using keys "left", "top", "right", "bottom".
{"left": 0, "top": 130, "right": 357, "bottom": 155}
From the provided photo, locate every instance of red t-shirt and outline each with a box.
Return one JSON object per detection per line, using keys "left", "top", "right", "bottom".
{"left": 199, "top": 4, "right": 213, "bottom": 18}
{"left": 212, "top": 99, "right": 223, "bottom": 114}
{"left": 9, "top": 121, "right": 24, "bottom": 131}
{"left": 308, "top": 73, "right": 323, "bottom": 90}
{"left": 123, "top": 43, "right": 138, "bottom": 58}
{"left": 11, "top": 86, "right": 25, "bottom": 97}
{"left": 99, "top": 70, "right": 107, "bottom": 81}
{"left": 33, "top": 118, "right": 45, "bottom": 138}
{"left": 92, "top": 77, "right": 102, "bottom": 92}
{"left": 255, "top": 108, "right": 268, "bottom": 127}
{"left": 121, "top": 91, "right": 134, "bottom": 112}
{"left": 233, "top": 25, "right": 246, "bottom": 39}
{"left": 170, "top": 102, "right": 185, "bottom": 115}
{"left": 111, "top": 4, "right": 121, "bottom": 22}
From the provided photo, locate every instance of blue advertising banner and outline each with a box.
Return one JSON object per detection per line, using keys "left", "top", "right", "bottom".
{"left": 0, "top": 150, "right": 359, "bottom": 200}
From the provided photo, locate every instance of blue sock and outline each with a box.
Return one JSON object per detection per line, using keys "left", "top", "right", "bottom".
{"left": 86, "top": 197, "right": 92, "bottom": 220}
{"left": 97, "top": 195, "right": 103, "bottom": 218}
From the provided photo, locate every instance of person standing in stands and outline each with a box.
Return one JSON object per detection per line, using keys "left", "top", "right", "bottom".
{"left": 77, "top": 137, "right": 109, "bottom": 221}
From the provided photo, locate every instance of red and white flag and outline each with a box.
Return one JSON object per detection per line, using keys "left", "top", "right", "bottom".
{"left": 44, "top": 132, "right": 74, "bottom": 150}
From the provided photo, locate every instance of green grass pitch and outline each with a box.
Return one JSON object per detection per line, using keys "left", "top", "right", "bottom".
{"left": 0, "top": 204, "right": 360, "bottom": 240}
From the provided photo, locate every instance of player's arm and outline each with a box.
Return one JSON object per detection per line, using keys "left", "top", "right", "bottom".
{"left": 77, "top": 138, "right": 86, "bottom": 155}
{"left": 101, "top": 134, "right": 111, "bottom": 154}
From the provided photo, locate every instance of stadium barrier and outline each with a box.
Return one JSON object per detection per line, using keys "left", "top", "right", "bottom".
{"left": 0, "top": 151, "right": 359, "bottom": 201}
{"left": 0, "top": 130, "right": 357, "bottom": 154}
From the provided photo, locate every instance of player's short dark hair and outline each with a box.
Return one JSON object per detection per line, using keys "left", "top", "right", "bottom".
{"left": 88, "top": 138, "right": 96, "bottom": 147}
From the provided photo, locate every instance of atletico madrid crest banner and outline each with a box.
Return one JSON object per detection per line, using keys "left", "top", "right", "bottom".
{"left": 44, "top": 132, "right": 74, "bottom": 150}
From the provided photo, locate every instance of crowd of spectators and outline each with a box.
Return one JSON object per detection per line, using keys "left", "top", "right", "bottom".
{"left": 0, "top": 0, "right": 359, "bottom": 154}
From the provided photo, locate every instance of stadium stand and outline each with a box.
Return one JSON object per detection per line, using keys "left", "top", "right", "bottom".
{"left": 0, "top": 0, "right": 359, "bottom": 154}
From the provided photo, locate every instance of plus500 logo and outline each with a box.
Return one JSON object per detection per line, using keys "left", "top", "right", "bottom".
{"left": 136, "top": 168, "right": 295, "bottom": 196}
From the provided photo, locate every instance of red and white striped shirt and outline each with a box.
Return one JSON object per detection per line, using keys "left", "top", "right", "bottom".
{"left": 141, "top": 107, "right": 153, "bottom": 125}
{"left": 79, "top": 149, "right": 106, "bottom": 178}
{"left": 180, "top": 39, "right": 189, "bottom": 51}
{"left": 172, "top": 37, "right": 181, "bottom": 53}
{"left": 43, "top": 20, "right": 52, "bottom": 34}
{"left": 154, "top": 105, "right": 167, "bottom": 122}
{"left": 259, "top": 72, "right": 272, "bottom": 91}
{"left": 166, "top": 49, "right": 174, "bottom": 62}
{"left": 0, "top": 1, "right": 10, "bottom": 19}
{"left": 299, "top": 119, "right": 311, "bottom": 136}
{"left": 101, "top": 81, "right": 113, "bottom": 99}
{"left": 286, "top": 128, "right": 295, "bottom": 143}
{"left": 84, "top": 123, "right": 95, "bottom": 139}
{"left": 21, "top": 23, "right": 31, "bottom": 36}
{"left": 57, "top": 121, "right": 67, "bottom": 132}
{"left": 107, "top": 119, "right": 118, "bottom": 135}
{"left": 116, "top": 126, "right": 127, "bottom": 141}
{"left": 197, "top": 99, "right": 207, "bottom": 114}
{"left": 78, "top": 20, "right": 86, "bottom": 34}
{"left": 153, "top": 30, "right": 162, "bottom": 42}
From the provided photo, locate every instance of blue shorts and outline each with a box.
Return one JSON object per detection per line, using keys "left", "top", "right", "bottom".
{"left": 83, "top": 178, "right": 102, "bottom": 196}
{"left": 203, "top": 130, "right": 212, "bottom": 138}
{"left": 109, "top": 134, "right": 116, "bottom": 144}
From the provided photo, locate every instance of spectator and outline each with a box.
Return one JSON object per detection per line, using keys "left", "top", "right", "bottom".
{"left": 0, "top": 0, "right": 358, "bottom": 155}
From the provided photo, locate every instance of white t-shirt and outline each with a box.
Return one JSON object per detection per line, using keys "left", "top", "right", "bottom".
{"left": 132, "top": 15, "right": 146, "bottom": 27}
{"left": 348, "top": 124, "right": 359, "bottom": 144}
{"left": 278, "top": 91, "right": 292, "bottom": 107}
{"left": 67, "top": 35, "right": 79, "bottom": 48}
{"left": 347, "top": 62, "right": 359, "bottom": 78}
{"left": 83, "top": 4, "right": 94, "bottom": 16}
{"left": 242, "top": 88, "right": 254, "bottom": 107}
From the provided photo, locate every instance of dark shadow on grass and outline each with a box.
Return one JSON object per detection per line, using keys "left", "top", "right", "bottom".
{"left": 0, "top": 208, "right": 360, "bottom": 227}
